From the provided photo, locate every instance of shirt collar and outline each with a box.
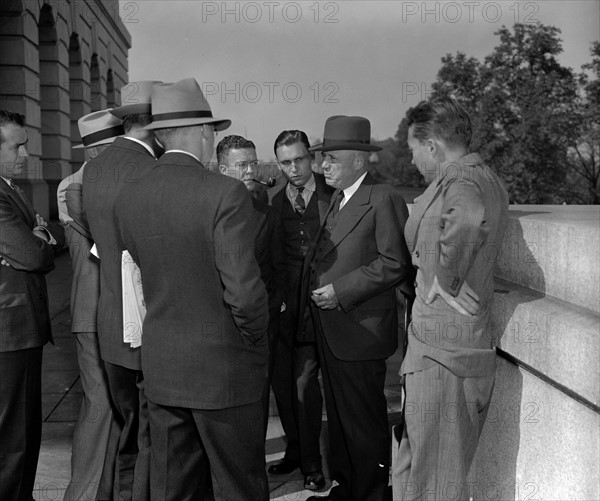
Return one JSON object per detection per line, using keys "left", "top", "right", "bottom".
{"left": 123, "top": 136, "right": 156, "bottom": 158}
{"left": 342, "top": 171, "right": 368, "bottom": 205}
{"left": 165, "top": 149, "right": 201, "bottom": 163}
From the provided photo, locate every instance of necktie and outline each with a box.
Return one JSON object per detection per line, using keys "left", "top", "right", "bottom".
{"left": 332, "top": 191, "right": 344, "bottom": 216}
{"left": 8, "top": 179, "right": 36, "bottom": 214}
{"left": 295, "top": 186, "right": 306, "bottom": 215}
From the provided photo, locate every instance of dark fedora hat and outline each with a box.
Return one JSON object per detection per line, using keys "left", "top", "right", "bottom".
{"left": 310, "top": 115, "right": 381, "bottom": 152}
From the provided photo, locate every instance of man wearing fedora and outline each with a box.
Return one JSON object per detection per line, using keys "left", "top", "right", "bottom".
{"left": 115, "top": 78, "right": 270, "bottom": 501}
{"left": 299, "top": 116, "right": 413, "bottom": 501}
{"left": 83, "top": 81, "right": 163, "bottom": 500}
{"left": 57, "top": 109, "right": 123, "bottom": 501}
{"left": 0, "top": 109, "right": 57, "bottom": 501}
{"left": 268, "top": 129, "right": 333, "bottom": 492}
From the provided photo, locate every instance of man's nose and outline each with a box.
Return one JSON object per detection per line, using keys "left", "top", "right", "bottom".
{"left": 19, "top": 146, "right": 28, "bottom": 158}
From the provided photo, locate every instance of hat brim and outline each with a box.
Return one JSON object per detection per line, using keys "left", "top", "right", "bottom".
{"left": 144, "top": 117, "right": 231, "bottom": 131}
{"left": 110, "top": 103, "right": 152, "bottom": 119}
{"left": 73, "top": 135, "right": 119, "bottom": 149}
{"left": 310, "top": 142, "right": 381, "bottom": 152}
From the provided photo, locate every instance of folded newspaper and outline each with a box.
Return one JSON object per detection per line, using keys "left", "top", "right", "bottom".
{"left": 121, "top": 250, "right": 146, "bottom": 348}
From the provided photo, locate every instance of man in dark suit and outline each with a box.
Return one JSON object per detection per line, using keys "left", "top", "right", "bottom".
{"left": 115, "top": 78, "right": 269, "bottom": 501}
{"left": 301, "top": 116, "right": 413, "bottom": 501}
{"left": 83, "top": 81, "right": 162, "bottom": 500}
{"left": 216, "top": 134, "right": 286, "bottom": 434}
{"left": 57, "top": 109, "right": 123, "bottom": 501}
{"left": 268, "top": 130, "right": 333, "bottom": 491}
{"left": 0, "top": 109, "right": 56, "bottom": 501}
{"left": 393, "top": 98, "right": 509, "bottom": 500}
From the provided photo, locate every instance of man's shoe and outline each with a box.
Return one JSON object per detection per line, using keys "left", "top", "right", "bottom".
{"left": 304, "top": 471, "right": 326, "bottom": 491}
{"left": 268, "top": 457, "right": 299, "bottom": 475}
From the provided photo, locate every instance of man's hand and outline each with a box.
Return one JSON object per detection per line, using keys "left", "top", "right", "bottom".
{"left": 35, "top": 214, "right": 48, "bottom": 227}
{"left": 426, "top": 276, "right": 480, "bottom": 316}
{"left": 1, "top": 256, "right": 11, "bottom": 267}
{"left": 33, "top": 228, "right": 49, "bottom": 242}
{"left": 311, "top": 284, "right": 339, "bottom": 310}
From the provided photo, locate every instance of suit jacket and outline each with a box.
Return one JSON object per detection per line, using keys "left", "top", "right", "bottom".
{"left": 0, "top": 179, "right": 54, "bottom": 351}
{"left": 82, "top": 137, "right": 157, "bottom": 369}
{"left": 57, "top": 164, "right": 99, "bottom": 333}
{"left": 115, "top": 152, "right": 269, "bottom": 410}
{"left": 401, "top": 153, "right": 509, "bottom": 378}
{"left": 299, "top": 173, "right": 413, "bottom": 361}
{"left": 252, "top": 196, "right": 286, "bottom": 316}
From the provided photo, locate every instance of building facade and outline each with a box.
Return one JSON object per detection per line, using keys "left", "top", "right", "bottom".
{"left": 0, "top": 0, "right": 131, "bottom": 219}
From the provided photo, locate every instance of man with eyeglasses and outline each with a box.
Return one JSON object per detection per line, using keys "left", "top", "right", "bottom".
{"left": 267, "top": 130, "right": 334, "bottom": 492}
{"left": 217, "top": 134, "right": 286, "bottom": 436}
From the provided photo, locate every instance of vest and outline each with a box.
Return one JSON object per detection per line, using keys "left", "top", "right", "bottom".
{"left": 281, "top": 190, "right": 321, "bottom": 270}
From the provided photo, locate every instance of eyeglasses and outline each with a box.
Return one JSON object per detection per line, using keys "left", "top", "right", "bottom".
{"left": 279, "top": 155, "right": 309, "bottom": 168}
{"left": 236, "top": 160, "right": 259, "bottom": 170}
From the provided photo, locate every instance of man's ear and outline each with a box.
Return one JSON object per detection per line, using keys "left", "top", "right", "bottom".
{"left": 354, "top": 151, "right": 366, "bottom": 170}
{"left": 218, "top": 164, "right": 226, "bottom": 174}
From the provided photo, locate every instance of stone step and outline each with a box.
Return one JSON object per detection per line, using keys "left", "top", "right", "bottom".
{"left": 492, "top": 278, "right": 600, "bottom": 408}
{"left": 496, "top": 205, "right": 600, "bottom": 313}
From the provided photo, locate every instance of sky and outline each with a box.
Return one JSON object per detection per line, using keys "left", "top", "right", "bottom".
{"left": 120, "top": 0, "right": 599, "bottom": 161}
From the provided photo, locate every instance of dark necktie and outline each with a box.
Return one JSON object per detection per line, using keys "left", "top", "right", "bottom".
{"left": 332, "top": 191, "right": 344, "bottom": 217}
{"left": 295, "top": 186, "right": 306, "bottom": 215}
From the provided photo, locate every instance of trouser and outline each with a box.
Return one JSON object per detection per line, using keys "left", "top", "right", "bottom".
{"left": 0, "top": 347, "right": 43, "bottom": 501}
{"left": 103, "top": 362, "right": 151, "bottom": 501}
{"left": 392, "top": 364, "right": 495, "bottom": 501}
{"left": 63, "top": 333, "right": 117, "bottom": 501}
{"left": 148, "top": 398, "right": 268, "bottom": 501}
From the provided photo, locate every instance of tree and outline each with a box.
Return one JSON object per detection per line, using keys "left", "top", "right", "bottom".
{"left": 567, "top": 41, "right": 600, "bottom": 204}
{"left": 430, "top": 24, "right": 582, "bottom": 204}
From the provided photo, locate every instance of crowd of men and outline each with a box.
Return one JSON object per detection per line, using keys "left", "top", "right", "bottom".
{"left": 0, "top": 78, "right": 508, "bottom": 501}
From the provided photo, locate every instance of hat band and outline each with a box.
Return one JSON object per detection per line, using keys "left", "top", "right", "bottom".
{"left": 81, "top": 125, "right": 124, "bottom": 146}
{"left": 152, "top": 110, "right": 214, "bottom": 121}
{"left": 322, "top": 138, "right": 370, "bottom": 147}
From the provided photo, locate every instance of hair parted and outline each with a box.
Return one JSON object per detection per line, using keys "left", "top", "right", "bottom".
{"left": 216, "top": 135, "right": 256, "bottom": 165}
{"left": 273, "top": 130, "right": 311, "bottom": 157}
{"left": 406, "top": 97, "right": 472, "bottom": 149}
{"left": 0, "top": 110, "right": 26, "bottom": 144}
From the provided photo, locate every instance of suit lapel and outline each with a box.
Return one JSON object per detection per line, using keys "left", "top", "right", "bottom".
{"left": 404, "top": 178, "right": 444, "bottom": 252}
{"left": 318, "top": 177, "right": 373, "bottom": 258}
{"left": 1, "top": 179, "right": 35, "bottom": 227}
{"left": 314, "top": 174, "right": 331, "bottom": 222}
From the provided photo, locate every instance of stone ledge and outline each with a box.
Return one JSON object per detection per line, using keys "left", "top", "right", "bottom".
{"left": 492, "top": 278, "right": 599, "bottom": 408}
{"left": 497, "top": 205, "right": 600, "bottom": 313}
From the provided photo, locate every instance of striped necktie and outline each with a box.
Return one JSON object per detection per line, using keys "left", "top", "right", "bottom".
{"left": 295, "top": 186, "right": 306, "bottom": 215}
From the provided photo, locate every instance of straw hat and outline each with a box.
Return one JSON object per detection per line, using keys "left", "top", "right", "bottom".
{"left": 73, "top": 109, "right": 124, "bottom": 149}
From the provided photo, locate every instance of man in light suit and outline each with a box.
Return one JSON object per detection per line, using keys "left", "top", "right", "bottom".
{"left": 301, "top": 116, "right": 413, "bottom": 501}
{"left": 0, "top": 109, "right": 56, "bottom": 501}
{"left": 217, "top": 134, "right": 286, "bottom": 436}
{"left": 83, "top": 81, "right": 162, "bottom": 500}
{"left": 392, "top": 97, "right": 509, "bottom": 500}
{"left": 115, "top": 78, "right": 269, "bottom": 501}
{"left": 268, "top": 130, "right": 334, "bottom": 492}
{"left": 57, "top": 109, "right": 123, "bottom": 501}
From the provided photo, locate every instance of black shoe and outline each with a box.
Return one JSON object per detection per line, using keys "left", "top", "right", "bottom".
{"left": 268, "top": 457, "right": 299, "bottom": 475}
{"left": 304, "top": 471, "right": 326, "bottom": 491}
